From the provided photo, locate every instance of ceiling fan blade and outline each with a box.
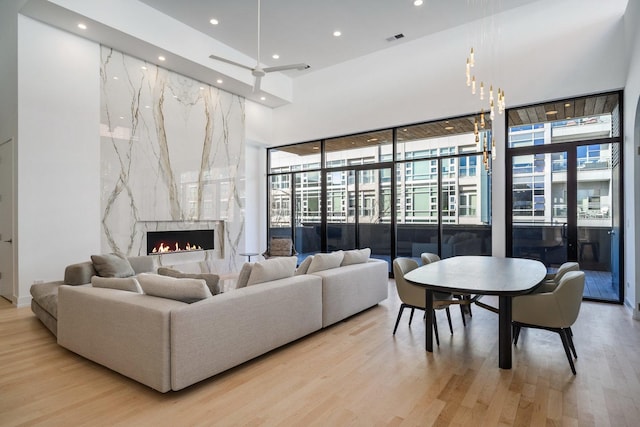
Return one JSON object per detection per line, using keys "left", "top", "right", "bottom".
{"left": 208, "top": 54, "right": 254, "bottom": 71}
{"left": 263, "top": 63, "right": 311, "bottom": 73}
{"left": 253, "top": 75, "right": 262, "bottom": 93}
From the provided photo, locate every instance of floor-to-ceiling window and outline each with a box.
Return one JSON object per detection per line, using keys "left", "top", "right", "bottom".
{"left": 506, "top": 91, "right": 623, "bottom": 303}
{"left": 267, "top": 115, "right": 492, "bottom": 273}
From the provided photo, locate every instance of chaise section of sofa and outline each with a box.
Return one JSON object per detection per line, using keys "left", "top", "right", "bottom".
{"left": 57, "top": 285, "right": 187, "bottom": 393}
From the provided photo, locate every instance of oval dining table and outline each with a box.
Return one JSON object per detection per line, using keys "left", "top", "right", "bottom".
{"left": 404, "top": 255, "right": 547, "bottom": 369}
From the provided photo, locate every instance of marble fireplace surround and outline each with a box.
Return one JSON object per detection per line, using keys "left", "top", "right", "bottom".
{"left": 100, "top": 47, "right": 246, "bottom": 274}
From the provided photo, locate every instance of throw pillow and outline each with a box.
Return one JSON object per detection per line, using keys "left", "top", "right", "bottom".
{"left": 136, "top": 273, "right": 212, "bottom": 303}
{"left": 307, "top": 251, "right": 344, "bottom": 274}
{"left": 269, "top": 238, "right": 293, "bottom": 256}
{"left": 91, "top": 253, "right": 135, "bottom": 278}
{"left": 157, "top": 267, "right": 221, "bottom": 295}
{"left": 295, "top": 255, "right": 314, "bottom": 276}
{"left": 247, "top": 256, "right": 297, "bottom": 286}
{"left": 91, "top": 276, "right": 143, "bottom": 293}
{"left": 235, "top": 262, "right": 253, "bottom": 289}
{"left": 341, "top": 248, "right": 371, "bottom": 266}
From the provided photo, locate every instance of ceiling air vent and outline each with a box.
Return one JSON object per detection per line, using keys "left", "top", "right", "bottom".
{"left": 386, "top": 33, "right": 405, "bottom": 42}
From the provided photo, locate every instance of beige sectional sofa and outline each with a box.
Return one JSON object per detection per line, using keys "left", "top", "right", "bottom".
{"left": 30, "top": 250, "right": 388, "bottom": 392}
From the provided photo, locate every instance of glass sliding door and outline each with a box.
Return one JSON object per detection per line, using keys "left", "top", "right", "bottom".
{"left": 441, "top": 153, "right": 492, "bottom": 258}
{"left": 507, "top": 92, "right": 623, "bottom": 303}
{"left": 268, "top": 174, "right": 292, "bottom": 239}
{"left": 326, "top": 170, "right": 355, "bottom": 251}
{"left": 511, "top": 152, "right": 569, "bottom": 266}
{"left": 576, "top": 143, "right": 620, "bottom": 300}
{"left": 326, "top": 167, "right": 392, "bottom": 270}
{"left": 357, "top": 167, "right": 392, "bottom": 268}
{"left": 294, "top": 170, "right": 322, "bottom": 260}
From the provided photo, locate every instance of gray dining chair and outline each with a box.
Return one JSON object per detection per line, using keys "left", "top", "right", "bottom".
{"left": 536, "top": 261, "right": 579, "bottom": 293}
{"left": 512, "top": 270, "right": 585, "bottom": 374}
{"left": 392, "top": 257, "right": 456, "bottom": 345}
{"left": 421, "top": 252, "right": 472, "bottom": 323}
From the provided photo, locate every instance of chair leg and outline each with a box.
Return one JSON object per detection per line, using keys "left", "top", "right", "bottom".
{"left": 566, "top": 327, "right": 578, "bottom": 359}
{"left": 393, "top": 305, "right": 406, "bottom": 335}
{"left": 445, "top": 307, "right": 453, "bottom": 335}
{"left": 513, "top": 324, "right": 522, "bottom": 345}
{"left": 409, "top": 307, "right": 415, "bottom": 326}
{"left": 459, "top": 304, "right": 467, "bottom": 327}
{"left": 433, "top": 310, "right": 440, "bottom": 346}
{"left": 559, "top": 329, "right": 577, "bottom": 375}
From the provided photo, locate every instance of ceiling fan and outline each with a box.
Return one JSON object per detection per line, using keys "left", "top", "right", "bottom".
{"left": 209, "top": 0, "right": 310, "bottom": 93}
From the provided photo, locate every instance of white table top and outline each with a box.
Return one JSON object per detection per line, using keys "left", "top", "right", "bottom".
{"left": 404, "top": 256, "right": 546, "bottom": 296}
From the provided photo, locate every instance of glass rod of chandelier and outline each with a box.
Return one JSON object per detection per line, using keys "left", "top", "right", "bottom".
{"left": 465, "top": 47, "right": 505, "bottom": 121}
{"left": 473, "top": 111, "right": 496, "bottom": 170}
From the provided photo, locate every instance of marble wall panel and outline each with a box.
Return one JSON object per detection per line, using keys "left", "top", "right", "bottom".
{"left": 100, "top": 47, "right": 245, "bottom": 272}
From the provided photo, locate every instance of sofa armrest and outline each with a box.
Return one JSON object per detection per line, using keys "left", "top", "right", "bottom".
{"left": 57, "top": 286, "right": 186, "bottom": 393}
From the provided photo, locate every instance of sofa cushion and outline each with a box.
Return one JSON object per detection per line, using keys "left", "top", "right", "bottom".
{"left": 157, "top": 267, "right": 221, "bottom": 295}
{"left": 30, "top": 281, "right": 65, "bottom": 319}
{"left": 64, "top": 262, "right": 96, "bottom": 285}
{"left": 91, "top": 276, "right": 143, "bottom": 293}
{"left": 235, "top": 262, "right": 253, "bottom": 289}
{"left": 128, "top": 255, "right": 159, "bottom": 274}
{"left": 91, "top": 253, "right": 136, "bottom": 278}
{"left": 247, "top": 256, "right": 297, "bottom": 286}
{"left": 341, "top": 248, "right": 371, "bottom": 266}
{"left": 137, "top": 273, "right": 212, "bottom": 303}
{"left": 295, "top": 255, "right": 313, "bottom": 276}
{"left": 307, "top": 251, "right": 344, "bottom": 274}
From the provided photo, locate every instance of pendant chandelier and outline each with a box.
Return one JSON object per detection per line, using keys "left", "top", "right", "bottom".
{"left": 466, "top": 46, "right": 504, "bottom": 170}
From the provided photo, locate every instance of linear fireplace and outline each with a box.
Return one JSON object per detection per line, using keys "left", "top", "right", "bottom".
{"left": 146, "top": 229, "right": 215, "bottom": 255}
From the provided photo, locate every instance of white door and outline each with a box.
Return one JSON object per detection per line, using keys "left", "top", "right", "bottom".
{"left": 0, "top": 139, "right": 14, "bottom": 302}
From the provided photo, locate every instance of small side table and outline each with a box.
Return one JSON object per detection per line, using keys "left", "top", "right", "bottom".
{"left": 240, "top": 252, "right": 259, "bottom": 262}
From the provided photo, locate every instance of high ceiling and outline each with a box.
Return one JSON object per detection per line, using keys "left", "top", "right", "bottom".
{"left": 139, "top": 0, "right": 543, "bottom": 76}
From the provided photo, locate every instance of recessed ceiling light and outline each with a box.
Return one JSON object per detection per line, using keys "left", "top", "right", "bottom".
{"left": 565, "top": 103, "right": 571, "bottom": 107}
{"left": 119, "top": 116, "right": 125, "bottom": 120}
{"left": 113, "top": 76, "right": 118, "bottom": 80}
{"left": 414, "top": 0, "right": 424, "bottom": 6}
{"left": 216, "top": 79, "right": 223, "bottom": 84}
{"left": 333, "top": 30, "right": 342, "bottom": 37}
{"left": 158, "top": 56, "right": 166, "bottom": 61}
{"left": 260, "top": 96, "right": 266, "bottom": 101}
{"left": 141, "top": 66, "right": 147, "bottom": 70}
{"left": 445, "top": 126, "right": 454, "bottom": 130}
{"left": 209, "top": 18, "right": 219, "bottom": 25}
{"left": 545, "top": 110, "right": 558, "bottom": 115}
{"left": 199, "top": 86, "right": 204, "bottom": 90}
{"left": 77, "top": 23, "right": 87, "bottom": 30}
{"left": 145, "top": 105, "right": 151, "bottom": 109}
{"left": 272, "top": 54, "right": 280, "bottom": 59}
{"left": 312, "top": 146, "right": 319, "bottom": 150}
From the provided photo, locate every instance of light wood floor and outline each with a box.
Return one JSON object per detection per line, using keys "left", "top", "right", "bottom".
{"left": 1, "top": 282, "right": 639, "bottom": 426}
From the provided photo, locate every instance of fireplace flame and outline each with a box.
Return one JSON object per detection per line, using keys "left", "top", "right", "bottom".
{"left": 151, "top": 242, "right": 203, "bottom": 253}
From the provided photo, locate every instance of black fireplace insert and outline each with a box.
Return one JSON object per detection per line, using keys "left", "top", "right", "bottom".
{"left": 146, "top": 229, "right": 214, "bottom": 254}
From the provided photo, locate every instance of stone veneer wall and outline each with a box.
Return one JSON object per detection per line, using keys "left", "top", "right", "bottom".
{"left": 100, "top": 47, "right": 245, "bottom": 272}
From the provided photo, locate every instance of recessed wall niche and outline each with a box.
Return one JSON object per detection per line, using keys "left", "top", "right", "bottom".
{"left": 99, "top": 47, "right": 245, "bottom": 272}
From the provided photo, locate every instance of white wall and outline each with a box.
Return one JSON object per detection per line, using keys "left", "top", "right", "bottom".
{"left": 273, "top": 0, "right": 627, "bottom": 145}
{"left": 623, "top": 0, "right": 640, "bottom": 315}
{"left": 245, "top": 100, "right": 272, "bottom": 256}
{"left": 16, "top": 16, "right": 101, "bottom": 306}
